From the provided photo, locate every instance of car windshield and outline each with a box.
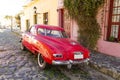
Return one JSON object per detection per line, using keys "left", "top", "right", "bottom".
{"left": 38, "top": 28, "right": 68, "bottom": 38}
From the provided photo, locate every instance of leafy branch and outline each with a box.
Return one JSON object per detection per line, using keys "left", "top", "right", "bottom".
{"left": 64, "top": 0, "right": 104, "bottom": 49}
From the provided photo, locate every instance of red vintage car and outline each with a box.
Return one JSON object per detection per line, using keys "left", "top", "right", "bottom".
{"left": 20, "top": 24, "right": 90, "bottom": 69}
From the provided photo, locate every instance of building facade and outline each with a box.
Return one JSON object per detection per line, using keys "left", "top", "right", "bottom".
{"left": 21, "top": 0, "right": 58, "bottom": 31}
{"left": 21, "top": 0, "right": 78, "bottom": 40}
{"left": 97, "top": 0, "right": 120, "bottom": 57}
{"left": 21, "top": 0, "right": 120, "bottom": 57}
{"left": 57, "top": 0, "right": 120, "bottom": 58}
{"left": 57, "top": 0, "right": 78, "bottom": 40}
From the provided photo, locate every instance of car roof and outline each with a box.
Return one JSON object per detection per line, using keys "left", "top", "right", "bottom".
{"left": 34, "top": 24, "right": 64, "bottom": 31}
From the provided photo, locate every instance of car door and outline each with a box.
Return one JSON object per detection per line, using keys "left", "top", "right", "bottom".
{"left": 23, "top": 27, "right": 33, "bottom": 51}
{"left": 23, "top": 32, "right": 30, "bottom": 49}
{"left": 29, "top": 26, "right": 39, "bottom": 53}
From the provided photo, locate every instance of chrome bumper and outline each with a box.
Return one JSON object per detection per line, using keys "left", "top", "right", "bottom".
{"left": 52, "top": 58, "right": 89, "bottom": 65}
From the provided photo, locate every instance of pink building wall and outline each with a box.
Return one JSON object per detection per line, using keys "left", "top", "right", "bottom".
{"left": 57, "top": 0, "right": 120, "bottom": 58}
{"left": 97, "top": 0, "right": 120, "bottom": 58}
{"left": 70, "top": 20, "right": 78, "bottom": 41}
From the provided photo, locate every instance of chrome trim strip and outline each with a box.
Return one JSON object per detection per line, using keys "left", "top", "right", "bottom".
{"left": 52, "top": 58, "right": 89, "bottom": 65}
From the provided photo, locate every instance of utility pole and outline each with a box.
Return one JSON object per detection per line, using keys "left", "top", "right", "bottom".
{"left": 10, "top": 16, "right": 13, "bottom": 31}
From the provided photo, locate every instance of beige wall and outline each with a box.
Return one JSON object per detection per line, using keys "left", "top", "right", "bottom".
{"left": 36, "top": 0, "right": 58, "bottom": 26}
{"left": 22, "top": 0, "right": 58, "bottom": 30}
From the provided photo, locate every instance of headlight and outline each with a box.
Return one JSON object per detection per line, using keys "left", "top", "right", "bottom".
{"left": 53, "top": 53, "right": 63, "bottom": 58}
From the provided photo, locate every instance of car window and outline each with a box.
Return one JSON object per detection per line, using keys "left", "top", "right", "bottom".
{"left": 37, "top": 28, "right": 68, "bottom": 38}
{"left": 45, "top": 29, "right": 63, "bottom": 38}
{"left": 38, "top": 28, "right": 45, "bottom": 35}
{"left": 50, "top": 30, "right": 61, "bottom": 37}
{"left": 61, "top": 31, "right": 68, "bottom": 38}
{"left": 30, "top": 26, "right": 36, "bottom": 35}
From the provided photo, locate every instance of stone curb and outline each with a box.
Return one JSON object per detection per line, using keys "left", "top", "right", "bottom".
{"left": 11, "top": 30, "right": 21, "bottom": 37}
{"left": 89, "top": 61, "right": 120, "bottom": 80}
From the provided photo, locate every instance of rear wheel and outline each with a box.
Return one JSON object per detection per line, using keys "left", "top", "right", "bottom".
{"left": 38, "top": 53, "right": 46, "bottom": 69}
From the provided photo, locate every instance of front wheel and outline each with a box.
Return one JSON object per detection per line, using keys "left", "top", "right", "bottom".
{"left": 38, "top": 53, "right": 46, "bottom": 69}
{"left": 20, "top": 43, "right": 26, "bottom": 51}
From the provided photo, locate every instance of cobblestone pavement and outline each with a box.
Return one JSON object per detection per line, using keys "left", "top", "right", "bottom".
{"left": 90, "top": 51, "right": 120, "bottom": 80}
{"left": 0, "top": 29, "right": 115, "bottom": 80}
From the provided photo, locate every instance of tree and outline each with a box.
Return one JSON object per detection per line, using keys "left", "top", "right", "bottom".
{"left": 4, "top": 15, "right": 12, "bottom": 20}
{"left": 64, "top": 0, "right": 104, "bottom": 49}
{"left": 15, "top": 13, "right": 21, "bottom": 28}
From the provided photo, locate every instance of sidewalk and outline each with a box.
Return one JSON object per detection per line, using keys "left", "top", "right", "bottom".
{"left": 12, "top": 27, "right": 22, "bottom": 37}
{"left": 89, "top": 51, "right": 120, "bottom": 80}
{"left": 12, "top": 29, "right": 120, "bottom": 80}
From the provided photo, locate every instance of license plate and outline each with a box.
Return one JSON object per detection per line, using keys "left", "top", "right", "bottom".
{"left": 74, "top": 54, "right": 83, "bottom": 59}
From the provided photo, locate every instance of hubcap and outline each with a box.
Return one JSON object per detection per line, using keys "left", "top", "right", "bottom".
{"left": 38, "top": 53, "right": 46, "bottom": 69}
{"left": 39, "top": 55, "right": 44, "bottom": 64}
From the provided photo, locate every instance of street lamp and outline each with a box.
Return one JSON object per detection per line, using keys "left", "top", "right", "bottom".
{"left": 33, "top": 6, "right": 41, "bottom": 14}
{"left": 33, "top": 6, "right": 41, "bottom": 24}
{"left": 33, "top": 6, "right": 37, "bottom": 24}
{"left": 33, "top": 6, "right": 37, "bottom": 14}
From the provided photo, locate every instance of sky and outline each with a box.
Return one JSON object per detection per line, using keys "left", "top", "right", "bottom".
{"left": 0, "top": 0, "right": 31, "bottom": 25}
{"left": 0, "top": 0, "right": 30, "bottom": 16}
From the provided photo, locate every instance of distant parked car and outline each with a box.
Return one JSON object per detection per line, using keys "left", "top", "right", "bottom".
{"left": 20, "top": 24, "right": 90, "bottom": 69}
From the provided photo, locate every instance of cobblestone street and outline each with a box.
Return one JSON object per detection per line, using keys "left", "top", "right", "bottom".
{"left": 0, "top": 29, "right": 115, "bottom": 80}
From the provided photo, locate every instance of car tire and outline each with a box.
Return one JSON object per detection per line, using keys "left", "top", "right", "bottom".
{"left": 21, "top": 43, "right": 26, "bottom": 51}
{"left": 38, "top": 53, "right": 46, "bottom": 69}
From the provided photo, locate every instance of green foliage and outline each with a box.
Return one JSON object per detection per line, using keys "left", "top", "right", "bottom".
{"left": 108, "top": 36, "right": 115, "bottom": 42}
{"left": 4, "top": 15, "right": 12, "bottom": 20}
{"left": 44, "top": 67, "right": 70, "bottom": 80}
{"left": 15, "top": 13, "right": 21, "bottom": 27}
{"left": 64, "top": 0, "right": 104, "bottom": 49}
